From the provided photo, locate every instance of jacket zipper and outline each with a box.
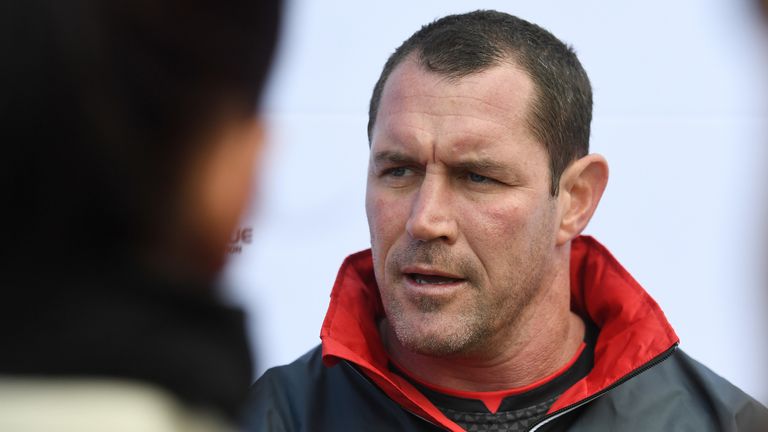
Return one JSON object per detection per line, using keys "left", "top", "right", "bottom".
{"left": 526, "top": 343, "right": 679, "bottom": 432}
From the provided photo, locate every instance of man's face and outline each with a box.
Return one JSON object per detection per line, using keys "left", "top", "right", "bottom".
{"left": 366, "top": 58, "right": 561, "bottom": 357}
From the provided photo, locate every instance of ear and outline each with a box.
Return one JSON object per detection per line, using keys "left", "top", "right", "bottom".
{"left": 555, "top": 154, "right": 609, "bottom": 246}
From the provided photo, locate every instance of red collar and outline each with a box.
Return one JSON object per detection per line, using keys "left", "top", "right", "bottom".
{"left": 320, "top": 236, "right": 679, "bottom": 431}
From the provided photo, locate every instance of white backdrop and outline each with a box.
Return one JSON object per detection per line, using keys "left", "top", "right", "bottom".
{"left": 223, "top": 0, "right": 768, "bottom": 404}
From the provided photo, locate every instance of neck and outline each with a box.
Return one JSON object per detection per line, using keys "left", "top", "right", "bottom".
{"left": 382, "top": 257, "right": 585, "bottom": 392}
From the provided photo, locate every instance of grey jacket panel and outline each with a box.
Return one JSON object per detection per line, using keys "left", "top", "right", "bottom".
{"left": 559, "top": 350, "right": 767, "bottom": 432}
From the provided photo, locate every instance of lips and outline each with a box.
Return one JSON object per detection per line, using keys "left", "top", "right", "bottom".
{"left": 402, "top": 267, "right": 465, "bottom": 285}
{"left": 407, "top": 273, "right": 463, "bottom": 285}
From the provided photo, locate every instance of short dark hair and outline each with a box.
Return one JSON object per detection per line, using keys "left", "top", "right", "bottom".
{"left": 368, "top": 10, "right": 592, "bottom": 195}
{"left": 1, "top": 0, "right": 281, "bottom": 265}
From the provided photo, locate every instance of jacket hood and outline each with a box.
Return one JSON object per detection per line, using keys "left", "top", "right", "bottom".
{"left": 320, "top": 236, "right": 679, "bottom": 431}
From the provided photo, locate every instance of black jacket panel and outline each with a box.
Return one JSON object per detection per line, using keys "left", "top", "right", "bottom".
{"left": 247, "top": 347, "right": 444, "bottom": 432}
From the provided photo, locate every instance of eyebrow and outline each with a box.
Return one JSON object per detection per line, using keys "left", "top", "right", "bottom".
{"left": 373, "top": 151, "right": 509, "bottom": 174}
{"left": 372, "top": 150, "right": 418, "bottom": 166}
{"left": 453, "top": 159, "right": 508, "bottom": 174}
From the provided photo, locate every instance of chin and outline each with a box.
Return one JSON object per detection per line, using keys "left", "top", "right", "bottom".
{"left": 393, "top": 314, "right": 482, "bottom": 357}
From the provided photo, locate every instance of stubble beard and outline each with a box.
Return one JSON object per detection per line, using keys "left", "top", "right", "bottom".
{"left": 385, "top": 292, "right": 491, "bottom": 356}
{"left": 376, "top": 228, "right": 552, "bottom": 357}
{"left": 376, "top": 241, "right": 542, "bottom": 357}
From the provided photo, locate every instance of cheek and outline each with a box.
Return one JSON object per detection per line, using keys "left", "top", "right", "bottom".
{"left": 483, "top": 196, "right": 554, "bottom": 237}
{"left": 459, "top": 199, "right": 546, "bottom": 277}
{"left": 366, "top": 190, "right": 411, "bottom": 290}
{"left": 467, "top": 201, "right": 526, "bottom": 240}
{"left": 365, "top": 189, "right": 408, "bottom": 249}
{"left": 365, "top": 193, "right": 398, "bottom": 272}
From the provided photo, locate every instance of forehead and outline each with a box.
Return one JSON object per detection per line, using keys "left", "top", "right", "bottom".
{"left": 373, "top": 58, "right": 538, "bottom": 156}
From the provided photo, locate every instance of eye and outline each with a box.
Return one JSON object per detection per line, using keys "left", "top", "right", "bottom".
{"left": 467, "top": 172, "right": 492, "bottom": 183}
{"left": 378, "top": 166, "right": 418, "bottom": 187}
{"left": 387, "top": 167, "right": 409, "bottom": 177}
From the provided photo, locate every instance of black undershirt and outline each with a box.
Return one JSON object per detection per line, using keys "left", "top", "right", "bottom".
{"left": 392, "top": 323, "right": 597, "bottom": 432}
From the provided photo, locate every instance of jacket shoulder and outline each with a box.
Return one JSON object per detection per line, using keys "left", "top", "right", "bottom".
{"left": 244, "top": 345, "right": 444, "bottom": 431}
{"left": 564, "top": 349, "right": 768, "bottom": 431}
{"left": 244, "top": 345, "right": 324, "bottom": 432}
{"left": 254, "top": 345, "right": 326, "bottom": 395}
{"left": 669, "top": 350, "right": 768, "bottom": 429}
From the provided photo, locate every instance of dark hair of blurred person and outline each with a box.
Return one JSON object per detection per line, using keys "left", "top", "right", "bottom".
{"left": 0, "top": 0, "right": 280, "bottom": 428}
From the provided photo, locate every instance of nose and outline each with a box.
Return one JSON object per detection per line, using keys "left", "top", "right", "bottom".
{"left": 405, "top": 175, "right": 458, "bottom": 243}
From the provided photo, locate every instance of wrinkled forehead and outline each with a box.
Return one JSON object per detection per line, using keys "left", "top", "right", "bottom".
{"left": 386, "top": 55, "right": 531, "bottom": 100}
{"left": 373, "top": 57, "right": 537, "bottom": 146}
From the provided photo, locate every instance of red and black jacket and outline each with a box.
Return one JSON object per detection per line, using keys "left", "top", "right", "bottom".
{"left": 246, "top": 236, "right": 767, "bottom": 431}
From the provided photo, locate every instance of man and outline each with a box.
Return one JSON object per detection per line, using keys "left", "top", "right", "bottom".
{"left": 248, "top": 10, "right": 767, "bottom": 431}
{"left": 0, "top": 0, "right": 280, "bottom": 430}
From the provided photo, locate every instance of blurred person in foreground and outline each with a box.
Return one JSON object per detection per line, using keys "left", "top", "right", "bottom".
{"left": 248, "top": 10, "right": 768, "bottom": 431}
{"left": 0, "top": 0, "right": 280, "bottom": 430}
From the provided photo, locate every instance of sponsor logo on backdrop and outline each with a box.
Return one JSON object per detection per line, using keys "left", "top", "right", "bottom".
{"left": 227, "top": 227, "right": 253, "bottom": 254}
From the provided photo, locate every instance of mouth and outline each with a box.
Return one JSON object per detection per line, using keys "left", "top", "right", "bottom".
{"left": 402, "top": 267, "right": 466, "bottom": 286}
{"left": 406, "top": 273, "right": 464, "bottom": 285}
{"left": 399, "top": 267, "right": 467, "bottom": 306}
